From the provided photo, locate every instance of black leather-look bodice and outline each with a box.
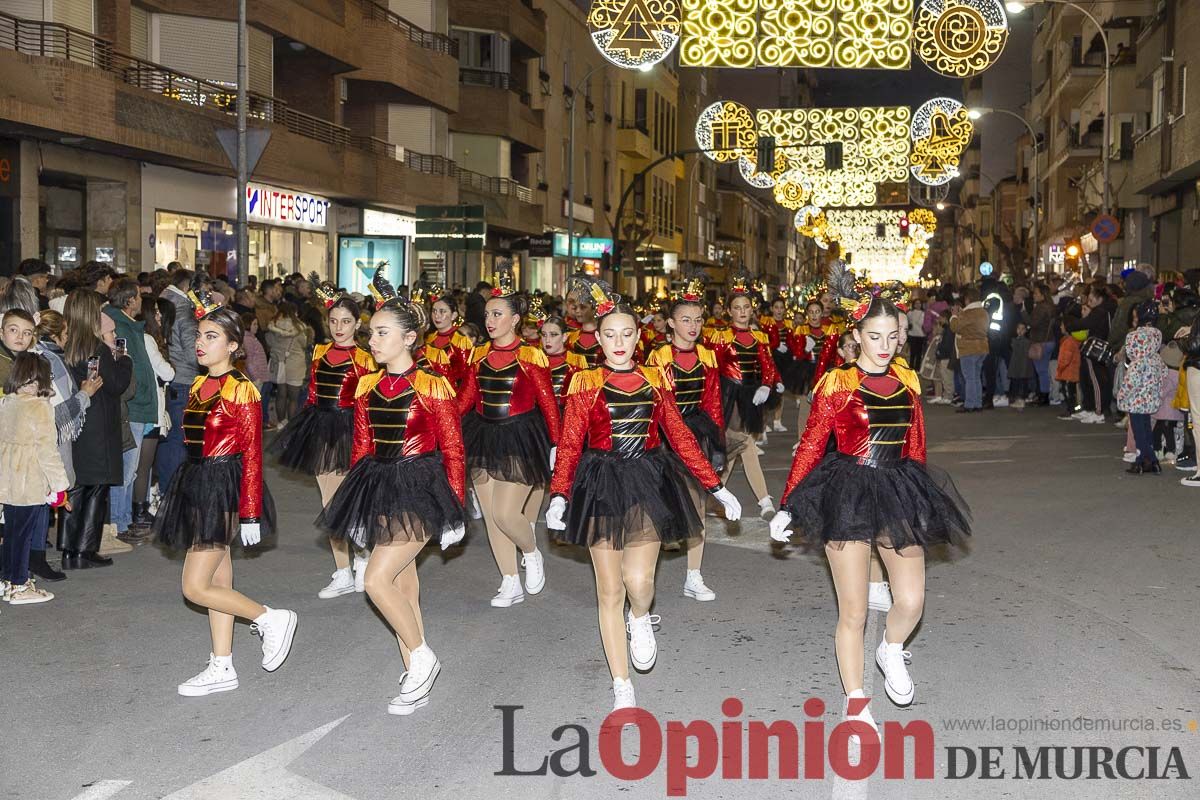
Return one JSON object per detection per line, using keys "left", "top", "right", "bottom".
{"left": 733, "top": 337, "right": 762, "bottom": 383}
{"left": 604, "top": 381, "right": 656, "bottom": 457}
{"left": 478, "top": 358, "right": 519, "bottom": 420}
{"left": 670, "top": 358, "right": 706, "bottom": 417}
{"left": 857, "top": 383, "right": 913, "bottom": 465}
{"left": 367, "top": 384, "right": 417, "bottom": 460}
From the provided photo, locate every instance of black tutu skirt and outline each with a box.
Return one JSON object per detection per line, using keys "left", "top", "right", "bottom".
{"left": 774, "top": 349, "right": 800, "bottom": 394}
{"left": 555, "top": 447, "right": 701, "bottom": 549}
{"left": 316, "top": 452, "right": 464, "bottom": 549}
{"left": 721, "top": 378, "right": 765, "bottom": 435}
{"left": 781, "top": 454, "right": 971, "bottom": 550}
{"left": 681, "top": 409, "right": 727, "bottom": 474}
{"left": 153, "top": 455, "right": 278, "bottom": 551}
{"left": 462, "top": 410, "right": 552, "bottom": 486}
{"left": 269, "top": 404, "right": 353, "bottom": 475}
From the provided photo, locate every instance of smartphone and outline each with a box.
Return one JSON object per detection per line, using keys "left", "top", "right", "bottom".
{"left": 114, "top": 337, "right": 127, "bottom": 358}
{"left": 87, "top": 356, "right": 100, "bottom": 382}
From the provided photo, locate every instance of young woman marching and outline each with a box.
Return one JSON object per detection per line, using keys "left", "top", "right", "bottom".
{"left": 769, "top": 264, "right": 970, "bottom": 731}
{"left": 542, "top": 316, "right": 588, "bottom": 411}
{"left": 420, "top": 283, "right": 474, "bottom": 390}
{"left": 761, "top": 295, "right": 794, "bottom": 433}
{"left": 316, "top": 268, "right": 465, "bottom": 716}
{"left": 566, "top": 276, "right": 604, "bottom": 368}
{"left": 271, "top": 279, "right": 377, "bottom": 599}
{"left": 154, "top": 280, "right": 293, "bottom": 697}
{"left": 545, "top": 280, "right": 741, "bottom": 711}
{"left": 457, "top": 268, "right": 560, "bottom": 607}
{"left": 645, "top": 275, "right": 727, "bottom": 602}
{"left": 705, "top": 273, "right": 783, "bottom": 517}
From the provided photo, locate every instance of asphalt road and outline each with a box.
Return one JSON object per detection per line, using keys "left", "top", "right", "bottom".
{"left": 3, "top": 402, "right": 1198, "bottom": 799}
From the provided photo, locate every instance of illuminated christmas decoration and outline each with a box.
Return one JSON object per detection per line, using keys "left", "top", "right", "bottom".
{"left": 738, "top": 154, "right": 778, "bottom": 188}
{"left": 794, "top": 205, "right": 831, "bottom": 249}
{"left": 588, "top": 0, "right": 682, "bottom": 69}
{"left": 695, "top": 100, "right": 757, "bottom": 162}
{"left": 773, "top": 171, "right": 812, "bottom": 210}
{"left": 795, "top": 208, "right": 933, "bottom": 281}
{"left": 914, "top": 0, "right": 1009, "bottom": 78}
{"left": 909, "top": 96, "right": 973, "bottom": 186}
{"left": 908, "top": 207, "right": 937, "bottom": 233}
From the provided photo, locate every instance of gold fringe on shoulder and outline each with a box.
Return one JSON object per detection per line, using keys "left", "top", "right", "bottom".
{"left": 566, "top": 367, "right": 606, "bottom": 395}
{"left": 189, "top": 375, "right": 206, "bottom": 396}
{"left": 697, "top": 345, "right": 718, "bottom": 369}
{"left": 312, "top": 342, "right": 334, "bottom": 363}
{"left": 639, "top": 366, "right": 665, "bottom": 389}
{"left": 517, "top": 345, "right": 549, "bottom": 368}
{"left": 219, "top": 372, "right": 261, "bottom": 404}
{"left": 645, "top": 344, "right": 672, "bottom": 369}
{"left": 424, "top": 346, "right": 450, "bottom": 366}
{"left": 355, "top": 370, "right": 385, "bottom": 398}
{"left": 815, "top": 364, "right": 862, "bottom": 397}
{"left": 451, "top": 331, "right": 475, "bottom": 351}
{"left": 706, "top": 328, "right": 734, "bottom": 345}
{"left": 412, "top": 369, "right": 455, "bottom": 400}
{"left": 751, "top": 329, "right": 769, "bottom": 345}
{"left": 892, "top": 362, "right": 922, "bottom": 396}
{"left": 565, "top": 352, "right": 589, "bottom": 370}
{"left": 470, "top": 343, "right": 491, "bottom": 364}
{"left": 353, "top": 347, "right": 377, "bottom": 370}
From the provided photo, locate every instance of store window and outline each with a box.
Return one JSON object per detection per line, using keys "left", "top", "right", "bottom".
{"left": 155, "top": 211, "right": 330, "bottom": 283}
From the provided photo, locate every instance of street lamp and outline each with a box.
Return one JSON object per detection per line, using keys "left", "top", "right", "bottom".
{"left": 1006, "top": 0, "right": 1112, "bottom": 275}
{"left": 968, "top": 106, "right": 1042, "bottom": 274}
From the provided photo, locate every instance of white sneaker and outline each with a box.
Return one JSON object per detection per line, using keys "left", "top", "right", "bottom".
{"left": 759, "top": 431, "right": 769, "bottom": 445}
{"left": 755, "top": 445, "right": 766, "bottom": 456}
{"left": 868, "top": 581, "right": 893, "bottom": 612}
{"left": 758, "top": 496, "right": 775, "bottom": 519}
{"left": 1181, "top": 474, "right": 1200, "bottom": 487}
{"left": 353, "top": 555, "right": 369, "bottom": 593}
{"left": 178, "top": 654, "right": 239, "bottom": 697}
{"left": 1069, "top": 410, "right": 1089, "bottom": 420}
{"left": 398, "top": 643, "right": 440, "bottom": 704}
{"left": 875, "top": 637, "right": 914, "bottom": 706}
{"left": 6, "top": 580, "right": 53, "bottom": 605}
{"left": 683, "top": 570, "right": 716, "bottom": 601}
{"left": 521, "top": 549, "right": 546, "bottom": 595}
{"left": 0, "top": 579, "right": 12, "bottom": 602}
{"left": 317, "top": 568, "right": 354, "bottom": 599}
{"left": 612, "top": 677, "right": 636, "bottom": 710}
{"left": 992, "top": 396, "right": 1009, "bottom": 408}
{"left": 1162, "top": 451, "right": 1177, "bottom": 465}
{"left": 626, "top": 611, "right": 660, "bottom": 672}
{"left": 844, "top": 690, "right": 878, "bottom": 735}
{"left": 772, "top": 420, "right": 788, "bottom": 432}
{"left": 490, "top": 575, "right": 525, "bottom": 607}
{"left": 250, "top": 607, "right": 298, "bottom": 672}
{"left": 387, "top": 692, "right": 430, "bottom": 716}
{"left": 1011, "top": 399, "right": 1026, "bottom": 410}
{"left": 1122, "top": 451, "right": 1139, "bottom": 463}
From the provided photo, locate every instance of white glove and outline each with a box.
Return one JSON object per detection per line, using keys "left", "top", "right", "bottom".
{"left": 468, "top": 487, "right": 483, "bottom": 520}
{"left": 549, "top": 446, "right": 557, "bottom": 470}
{"left": 641, "top": 314, "right": 655, "bottom": 325}
{"left": 240, "top": 522, "right": 262, "bottom": 547}
{"left": 440, "top": 522, "right": 465, "bottom": 551}
{"left": 546, "top": 496, "right": 567, "bottom": 530}
{"left": 712, "top": 487, "right": 741, "bottom": 521}
{"left": 776, "top": 343, "right": 789, "bottom": 354}
{"left": 752, "top": 385, "right": 771, "bottom": 405}
{"left": 769, "top": 510, "right": 794, "bottom": 542}
{"left": 805, "top": 336, "right": 817, "bottom": 353}
{"left": 775, "top": 383, "right": 785, "bottom": 393}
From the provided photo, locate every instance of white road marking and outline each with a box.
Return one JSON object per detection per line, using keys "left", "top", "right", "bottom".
{"left": 160, "top": 716, "right": 354, "bottom": 799}
{"left": 957, "top": 459, "right": 1014, "bottom": 464}
{"left": 1068, "top": 454, "right": 1119, "bottom": 460}
{"left": 927, "top": 439, "right": 1016, "bottom": 453}
{"left": 68, "top": 781, "right": 132, "bottom": 800}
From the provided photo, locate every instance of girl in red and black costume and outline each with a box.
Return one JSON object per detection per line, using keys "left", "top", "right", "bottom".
{"left": 541, "top": 315, "right": 588, "bottom": 411}
{"left": 419, "top": 282, "right": 474, "bottom": 390}
{"left": 637, "top": 307, "right": 669, "bottom": 362}
{"left": 760, "top": 294, "right": 794, "bottom": 434}
{"left": 705, "top": 272, "right": 783, "bottom": 518}
{"left": 457, "top": 268, "right": 560, "bottom": 608}
{"left": 154, "top": 278, "right": 296, "bottom": 698}
{"left": 645, "top": 272, "right": 726, "bottom": 602}
{"left": 317, "top": 266, "right": 465, "bottom": 717}
{"left": 545, "top": 278, "right": 741, "bottom": 712}
{"left": 770, "top": 263, "right": 971, "bottom": 733}
{"left": 565, "top": 273, "right": 604, "bottom": 367}
{"left": 271, "top": 277, "right": 377, "bottom": 599}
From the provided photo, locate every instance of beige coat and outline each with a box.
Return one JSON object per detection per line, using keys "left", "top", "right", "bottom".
{"left": 0, "top": 394, "right": 69, "bottom": 506}
{"left": 950, "top": 303, "right": 990, "bottom": 358}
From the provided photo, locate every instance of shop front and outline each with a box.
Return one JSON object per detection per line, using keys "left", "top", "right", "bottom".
{"left": 334, "top": 208, "right": 416, "bottom": 296}
{"left": 142, "top": 165, "right": 333, "bottom": 284}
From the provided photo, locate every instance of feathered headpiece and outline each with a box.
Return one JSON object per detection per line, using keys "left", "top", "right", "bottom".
{"left": 728, "top": 270, "right": 759, "bottom": 301}
{"left": 187, "top": 274, "right": 221, "bottom": 320}
{"left": 367, "top": 261, "right": 400, "bottom": 308}
{"left": 525, "top": 294, "right": 548, "bottom": 329}
{"left": 490, "top": 262, "right": 516, "bottom": 298}
{"left": 411, "top": 280, "right": 445, "bottom": 307}
{"left": 829, "top": 260, "right": 911, "bottom": 322}
{"left": 672, "top": 269, "right": 708, "bottom": 304}
{"left": 570, "top": 274, "right": 620, "bottom": 318}
{"left": 310, "top": 271, "right": 343, "bottom": 310}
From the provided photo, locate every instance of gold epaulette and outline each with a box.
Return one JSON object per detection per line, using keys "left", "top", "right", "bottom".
{"left": 355, "top": 370, "right": 384, "bottom": 398}
{"left": 646, "top": 344, "right": 672, "bottom": 369}
{"left": 424, "top": 331, "right": 438, "bottom": 346}
{"left": 706, "top": 328, "right": 734, "bottom": 345}
{"left": 697, "top": 344, "right": 718, "bottom": 369}
{"left": 815, "top": 364, "right": 861, "bottom": 397}
{"left": 892, "top": 361, "right": 922, "bottom": 396}
{"left": 312, "top": 342, "right": 334, "bottom": 362}
{"left": 218, "top": 371, "right": 260, "bottom": 404}
{"left": 566, "top": 367, "right": 606, "bottom": 395}
{"left": 566, "top": 329, "right": 582, "bottom": 347}
{"left": 469, "top": 343, "right": 491, "bottom": 364}
{"left": 189, "top": 374, "right": 206, "bottom": 395}
{"left": 411, "top": 368, "right": 455, "bottom": 400}
{"left": 424, "top": 346, "right": 450, "bottom": 366}
{"left": 565, "top": 352, "right": 589, "bottom": 370}
{"left": 639, "top": 365, "right": 665, "bottom": 389}
{"left": 752, "top": 329, "right": 769, "bottom": 345}
{"left": 353, "top": 346, "right": 377, "bottom": 370}
{"left": 517, "top": 345, "right": 549, "bottom": 368}
{"left": 450, "top": 330, "right": 475, "bottom": 352}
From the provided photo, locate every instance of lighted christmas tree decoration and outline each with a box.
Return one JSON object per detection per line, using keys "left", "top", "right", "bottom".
{"left": 909, "top": 96, "right": 974, "bottom": 186}
{"left": 914, "top": 0, "right": 1009, "bottom": 78}
{"left": 694, "top": 100, "right": 758, "bottom": 162}
{"left": 588, "top": 0, "right": 682, "bottom": 69}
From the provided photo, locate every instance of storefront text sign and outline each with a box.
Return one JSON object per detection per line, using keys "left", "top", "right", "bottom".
{"left": 247, "top": 184, "right": 330, "bottom": 230}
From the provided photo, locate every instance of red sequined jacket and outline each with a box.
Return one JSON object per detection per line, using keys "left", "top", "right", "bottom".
{"left": 456, "top": 341, "right": 561, "bottom": 443}
{"left": 644, "top": 343, "right": 724, "bottom": 429}
{"left": 705, "top": 326, "right": 782, "bottom": 387}
{"left": 184, "top": 371, "right": 265, "bottom": 522}
{"left": 547, "top": 350, "right": 589, "bottom": 408}
{"left": 351, "top": 367, "right": 466, "bottom": 503}
{"left": 424, "top": 327, "right": 474, "bottom": 388}
{"left": 758, "top": 315, "right": 793, "bottom": 351}
{"left": 550, "top": 367, "right": 722, "bottom": 497}
{"left": 781, "top": 363, "right": 926, "bottom": 503}
{"left": 304, "top": 343, "right": 377, "bottom": 409}
{"left": 566, "top": 326, "right": 604, "bottom": 368}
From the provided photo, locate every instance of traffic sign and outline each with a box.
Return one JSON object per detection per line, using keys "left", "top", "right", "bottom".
{"left": 1091, "top": 214, "right": 1120, "bottom": 243}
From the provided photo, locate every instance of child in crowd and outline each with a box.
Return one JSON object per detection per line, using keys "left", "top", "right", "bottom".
{"left": 1117, "top": 325, "right": 1167, "bottom": 474}
{"left": 1007, "top": 322, "right": 1033, "bottom": 409}
{"left": 0, "top": 352, "right": 69, "bottom": 605}
{"left": 239, "top": 313, "right": 270, "bottom": 390}
{"left": 1055, "top": 319, "right": 1081, "bottom": 417}
{"left": 1153, "top": 363, "right": 1184, "bottom": 465}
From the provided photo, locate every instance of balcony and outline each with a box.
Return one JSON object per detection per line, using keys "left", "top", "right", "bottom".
{"left": 1130, "top": 125, "right": 1163, "bottom": 193}
{"left": 452, "top": 69, "right": 544, "bottom": 151}
{"left": 455, "top": 169, "right": 543, "bottom": 235}
{"left": 1135, "top": 17, "right": 1166, "bottom": 88}
{"left": 1093, "top": 0, "right": 1155, "bottom": 26}
{"left": 449, "top": 0, "right": 546, "bottom": 57}
{"left": 617, "top": 121, "right": 652, "bottom": 160}
{"left": 0, "top": 10, "right": 458, "bottom": 206}
{"left": 344, "top": 1, "right": 459, "bottom": 111}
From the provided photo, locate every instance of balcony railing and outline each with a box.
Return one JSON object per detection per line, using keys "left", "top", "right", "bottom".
{"left": 456, "top": 168, "right": 538, "bottom": 204}
{"left": 618, "top": 119, "right": 649, "bottom": 134}
{"left": 459, "top": 68, "right": 531, "bottom": 106}
{"left": 0, "top": 9, "right": 454, "bottom": 177}
{"left": 354, "top": 0, "right": 458, "bottom": 57}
